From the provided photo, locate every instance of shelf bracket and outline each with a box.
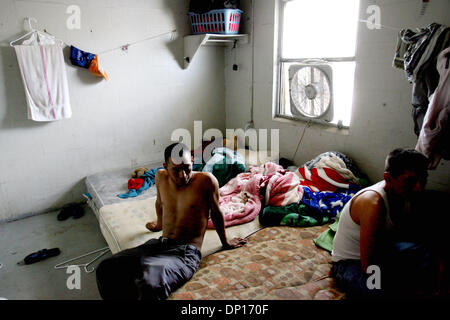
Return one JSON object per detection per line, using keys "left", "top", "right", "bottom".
{"left": 183, "top": 34, "right": 248, "bottom": 69}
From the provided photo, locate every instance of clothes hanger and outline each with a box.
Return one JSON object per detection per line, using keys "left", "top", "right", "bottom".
{"left": 10, "top": 17, "right": 61, "bottom": 47}
{"left": 54, "top": 246, "right": 111, "bottom": 273}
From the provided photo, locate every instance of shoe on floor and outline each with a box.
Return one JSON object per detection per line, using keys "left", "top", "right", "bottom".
{"left": 20, "top": 248, "right": 61, "bottom": 265}
{"left": 57, "top": 204, "right": 84, "bottom": 221}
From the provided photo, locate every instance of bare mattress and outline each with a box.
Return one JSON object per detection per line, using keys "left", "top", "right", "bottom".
{"left": 85, "top": 161, "right": 162, "bottom": 213}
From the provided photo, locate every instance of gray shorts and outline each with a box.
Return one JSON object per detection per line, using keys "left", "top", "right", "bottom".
{"left": 96, "top": 237, "right": 202, "bottom": 300}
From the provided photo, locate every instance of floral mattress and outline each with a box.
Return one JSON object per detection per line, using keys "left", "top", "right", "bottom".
{"left": 169, "top": 225, "right": 345, "bottom": 300}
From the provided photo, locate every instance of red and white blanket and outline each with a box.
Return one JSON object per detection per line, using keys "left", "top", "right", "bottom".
{"left": 297, "top": 153, "right": 360, "bottom": 192}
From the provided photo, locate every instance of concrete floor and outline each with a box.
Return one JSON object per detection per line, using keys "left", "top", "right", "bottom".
{"left": 0, "top": 205, "right": 111, "bottom": 300}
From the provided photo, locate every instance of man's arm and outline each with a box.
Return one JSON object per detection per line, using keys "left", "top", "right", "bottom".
{"left": 208, "top": 174, "right": 247, "bottom": 250}
{"left": 352, "top": 191, "right": 387, "bottom": 272}
{"left": 146, "top": 170, "right": 163, "bottom": 232}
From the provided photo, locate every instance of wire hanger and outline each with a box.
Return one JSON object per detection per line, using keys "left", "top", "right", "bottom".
{"left": 54, "top": 246, "right": 110, "bottom": 273}
{"left": 10, "top": 17, "right": 61, "bottom": 47}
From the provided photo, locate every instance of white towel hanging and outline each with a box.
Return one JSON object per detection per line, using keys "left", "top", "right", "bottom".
{"left": 12, "top": 18, "right": 72, "bottom": 121}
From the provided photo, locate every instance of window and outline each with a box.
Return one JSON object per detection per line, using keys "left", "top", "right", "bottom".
{"left": 276, "top": 0, "right": 360, "bottom": 128}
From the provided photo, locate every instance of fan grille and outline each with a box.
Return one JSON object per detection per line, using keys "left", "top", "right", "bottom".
{"left": 290, "top": 66, "right": 331, "bottom": 118}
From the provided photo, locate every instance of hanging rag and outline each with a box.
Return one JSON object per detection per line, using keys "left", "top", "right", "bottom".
{"left": 88, "top": 55, "right": 109, "bottom": 80}
{"left": 395, "top": 23, "right": 448, "bottom": 82}
{"left": 14, "top": 40, "right": 72, "bottom": 121}
{"left": 69, "top": 45, "right": 108, "bottom": 80}
{"left": 393, "top": 23, "right": 450, "bottom": 136}
{"left": 415, "top": 47, "right": 450, "bottom": 168}
{"left": 70, "top": 45, "right": 95, "bottom": 68}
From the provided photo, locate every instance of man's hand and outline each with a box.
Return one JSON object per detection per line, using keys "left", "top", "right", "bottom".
{"left": 223, "top": 237, "right": 247, "bottom": 250}
{"left": 146, "top": 221, "right": 162, "bottom": 232}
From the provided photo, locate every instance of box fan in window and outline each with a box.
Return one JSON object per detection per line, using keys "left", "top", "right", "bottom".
{"left": 289, "top": 63, "right": 333, "bottom": 123}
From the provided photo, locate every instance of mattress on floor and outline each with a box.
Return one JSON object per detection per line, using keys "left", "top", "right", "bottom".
{"left": 169, "top": 225, "right": 345, "bottom": 300}
{"left": 86, "top": 149, "right": 278, "bottom": 255}
{"left": 85, "top": 162, "right": 163, "bottom": 215}
{"left": 98, "top": 196, "right": 264, "bottom": 257}
{"left": 85, "top": 149, "right": 278, "bottom": 218}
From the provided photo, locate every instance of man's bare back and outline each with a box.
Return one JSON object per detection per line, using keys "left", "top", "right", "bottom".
{"left": 146, "top": 151, "right": 247, "bottom": 251}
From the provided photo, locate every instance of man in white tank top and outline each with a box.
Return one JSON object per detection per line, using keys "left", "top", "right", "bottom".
{"left": 331, "top": 148, "right": 442, "bottom": 299}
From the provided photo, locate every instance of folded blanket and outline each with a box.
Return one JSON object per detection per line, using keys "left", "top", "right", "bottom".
{"left": 259, "top": 203, "right": 330, "bottom": 228}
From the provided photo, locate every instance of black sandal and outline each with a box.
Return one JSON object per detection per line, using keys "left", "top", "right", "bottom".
{"left": 19, "top": 248, "right": 61, "bottom": 265}
{"left": 57, "top": 204, "right": 84, "bottom": 221}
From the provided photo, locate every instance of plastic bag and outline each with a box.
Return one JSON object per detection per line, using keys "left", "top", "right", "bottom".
{"left": 88, "top": 56, "right": 109, "bottom": 81}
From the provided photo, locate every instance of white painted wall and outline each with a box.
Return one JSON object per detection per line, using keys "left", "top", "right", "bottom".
{"left": 0, "top": 0, "right": 226, "bottom": 222}
{"left": 225, "top": 0, "right": 450, "bottom": 191}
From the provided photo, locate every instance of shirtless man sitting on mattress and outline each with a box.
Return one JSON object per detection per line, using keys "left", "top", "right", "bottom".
{"left": 96, "top": 142, "right": 246, "bottom": 300}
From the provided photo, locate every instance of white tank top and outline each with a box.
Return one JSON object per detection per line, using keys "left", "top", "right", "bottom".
{"left": 331, "top": 181, "right": 391, "bottom": 262}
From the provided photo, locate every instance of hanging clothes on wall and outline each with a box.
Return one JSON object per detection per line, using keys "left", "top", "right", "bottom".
{"left": 393, "top": 23, "right": 450, "bottom": 136}
{"left": 13, "top": 33, "right": 72, "bottom": 122}
{"left": 415, "top": 47, "right": 450, "bottom": 169}
{"left": 70, "top": 46, "right": 109, "bottom": 80}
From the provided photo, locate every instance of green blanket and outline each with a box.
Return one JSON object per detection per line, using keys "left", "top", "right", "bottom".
{"left": 313, "top": 214, "right": 340, "bottom": 252}
{"left": 259, "top": 203, "right": 330, "bottom": 228}
{"left": 194, "top": 147, "right": 246, "bottom": 187}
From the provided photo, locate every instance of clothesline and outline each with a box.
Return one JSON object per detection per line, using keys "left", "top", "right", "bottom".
{"left": 97, "top": 29, "right": 177, "bottom": 55}
{"left": 5, "top": 26, "right": 177, "bottom": 55}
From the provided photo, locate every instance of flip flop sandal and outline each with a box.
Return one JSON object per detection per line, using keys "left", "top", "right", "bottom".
{"left": 19, "top": 248, "right": 61, "bottom": 265}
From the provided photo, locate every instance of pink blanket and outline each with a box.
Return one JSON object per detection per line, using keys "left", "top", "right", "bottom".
{"left": 264, "top": 171, "right": 302, "bottom": 207}
{"left": 207, "top": 162, "right": 303, "bottom": 229}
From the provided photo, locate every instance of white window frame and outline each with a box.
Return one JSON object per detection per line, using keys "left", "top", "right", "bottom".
{"left": 274, "top": 0, "right": 359, "bottom": 129}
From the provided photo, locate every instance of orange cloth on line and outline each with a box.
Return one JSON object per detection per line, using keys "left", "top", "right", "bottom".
{"left": 88, "top": 55, "right": 108, "bottom": 80}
